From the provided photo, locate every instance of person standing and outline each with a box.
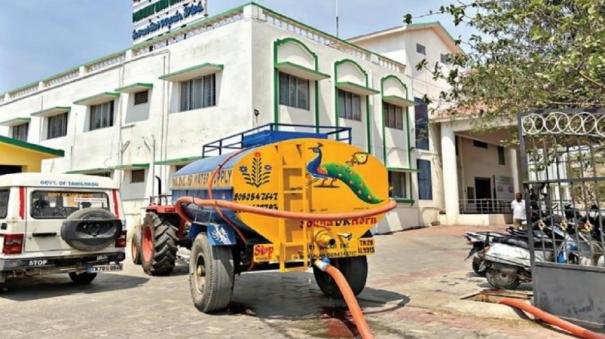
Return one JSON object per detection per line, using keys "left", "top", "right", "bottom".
{"left": 511, "top": 192, "right": 527, "bottom": 230}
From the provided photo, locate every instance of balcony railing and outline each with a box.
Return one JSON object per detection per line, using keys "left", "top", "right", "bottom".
{"left": 459, "top": 199, "right": 512, "bottom": 214}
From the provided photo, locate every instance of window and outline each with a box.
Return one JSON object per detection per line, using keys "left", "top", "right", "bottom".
{"left": 417, "top": 159, "right": 433, "bottom": 200}
{"left": 279, "top": 72, "right": 310, "bottom": 110}
{"left": 131, "top": 169, "right": 145, "bottom": 183}
{"left": 90, "top": 101, "right": 114, "bottom": 131}
{"left": 473, "top": 140, "right": 488, "bottom": 149}
{"left": 416, "top": 43, "right": 426, "bottom": 55}
{"left": 440, "top": 53, "right": 449, "bottom": 64}
{"left": 31, "top": 191, "right": 109, "bottom": 219}
{"left": 384, "top": 102, "right": 404, "bottom": 130}
{"left": 180, "top": 74, "right": 216, "bottom": 111}
{"left": 134, "top": 90, "right": 149, "bottom": 105}
{"left": 338, "top": 90, "right": 362, "bottom": 121}
{"left": 47, "top": 113, "right": 69, "bottom": 139}
{"left": 11, "top": 123, "right": 28, "bottom": 142}
{"left": 498, "top": 146, "right": 506, "bottom": 165}
{"left": 415, "top": 98, "right": 429, "bottom": 150}
{"left": 0, "top": 190, "right": 8, "bottom": 218}
{"left": 389, "top": 171, "right": 410, "bottom": 199}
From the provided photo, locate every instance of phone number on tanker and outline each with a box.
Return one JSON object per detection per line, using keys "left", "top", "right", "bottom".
{"left": 234, "top": 192, "right": 279, "bottom": 201}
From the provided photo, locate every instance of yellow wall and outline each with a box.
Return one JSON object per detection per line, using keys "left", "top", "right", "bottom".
{"left": 0, "top": 144, "right": 57, "bottom": 172}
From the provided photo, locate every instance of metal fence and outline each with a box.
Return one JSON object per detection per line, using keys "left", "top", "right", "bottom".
{"left": 519, "top": 109, "right": 605, "bottom": 325}
{"left": 459, "top": 199, "right": 512, "bottom": 214}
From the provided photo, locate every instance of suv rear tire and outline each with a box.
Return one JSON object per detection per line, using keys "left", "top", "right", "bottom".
{"left": 69, "top": 272, "right": 97, "bottom": 285}
{"left": 141, "top": 213, "right": 178, "bottom": 276}
{"left": 313, "top": 256, "right": 368, "bottom": 299}
{"left": 131, "top": 227, "right": 142, "bottom": 265}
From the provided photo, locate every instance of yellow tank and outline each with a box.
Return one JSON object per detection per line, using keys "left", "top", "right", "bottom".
{"left": 172, "top": 136, "right": 390, "bottom": 272}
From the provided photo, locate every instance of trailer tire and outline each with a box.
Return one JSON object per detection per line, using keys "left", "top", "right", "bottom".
{"left": 141, "top": 213, "right": 178, "bottom": 276}
{"left": 313, "top": 256, "right": 367, "bottom": 299}
{"left": 189, "top": 233, "right": 234, "bottom": 313}
{"left": 131, "top": 227, "right": 142, "bottom": 265}
{"left": 69, "top": 272, "right": 97, "bottom": 285}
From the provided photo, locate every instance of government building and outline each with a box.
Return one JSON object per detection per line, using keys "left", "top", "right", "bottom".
{"left": 1, "top": 2, "right": 517, "bottom": 231}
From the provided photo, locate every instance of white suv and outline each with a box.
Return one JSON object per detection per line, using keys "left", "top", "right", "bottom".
{"left": 0, "top": 173, "right": 126, "bottom": 285}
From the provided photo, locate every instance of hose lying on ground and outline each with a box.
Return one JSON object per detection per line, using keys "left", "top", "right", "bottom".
{"left": 499, "top": 298, "right": 605, "bottom": 339}
{"left": 314, "top": 259, "right": 375, "bottom": 339}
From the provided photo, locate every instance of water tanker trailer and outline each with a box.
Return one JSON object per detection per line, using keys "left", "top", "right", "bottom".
{"left": 135, "top": 124, "right": 395, "bottom": 318}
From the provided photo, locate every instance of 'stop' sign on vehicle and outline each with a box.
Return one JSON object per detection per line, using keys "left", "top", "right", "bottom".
{"left": 132, "top": 0, "right": 207, "bottom": 44}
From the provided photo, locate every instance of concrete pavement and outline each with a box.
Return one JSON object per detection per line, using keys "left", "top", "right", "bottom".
{"left": 0, "top": 225, "right": 573, "bottom": 338}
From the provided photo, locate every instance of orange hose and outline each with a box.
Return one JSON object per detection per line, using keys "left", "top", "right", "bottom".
{"left": 176, "top": 197, "right": 397, "bottom": 221}
{"left": 315, "top": 260, "right": 374, "bottom": 339}
{"left": 499, "top": 298, "right": 605, "bottom": 339}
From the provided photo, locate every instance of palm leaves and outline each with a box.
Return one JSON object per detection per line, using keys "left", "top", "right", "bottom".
{"left": 242, "top": 155, "right": 271, "bottom": 187}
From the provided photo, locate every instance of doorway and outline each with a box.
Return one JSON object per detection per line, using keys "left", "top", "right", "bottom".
{"left": 474, "top": 177, "right": 492, "bottom": 213}
{"left": 0, "top": 165, "right": 22, "bottom": 175}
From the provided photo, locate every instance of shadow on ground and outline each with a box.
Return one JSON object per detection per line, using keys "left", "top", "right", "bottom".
{"left": 0, "top": 273, "right": 149, "bottom": 301}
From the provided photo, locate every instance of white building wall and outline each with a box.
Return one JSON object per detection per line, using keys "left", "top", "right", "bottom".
{"left": 0, "top": 4, "right": 420, "bottom": 232}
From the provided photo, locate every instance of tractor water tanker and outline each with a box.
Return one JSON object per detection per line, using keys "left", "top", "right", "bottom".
{"left": 134, "top": 124, "right": 395, "bottom": 319}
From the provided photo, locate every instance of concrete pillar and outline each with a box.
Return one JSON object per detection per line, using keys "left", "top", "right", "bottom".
{"left": 510, "top": 148, "right": 520, "bottom": 193}
{"left": 441, "top": 123, "right": 459, "bottom": 224}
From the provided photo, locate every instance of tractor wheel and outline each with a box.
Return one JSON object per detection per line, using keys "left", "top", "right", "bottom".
{"left": 131, "top": 227, "right": 142, "bottom": 265}
{"left": 313, "top": 256, "right": 368, "bottom": 299}
{"left": 141, "top": 212, "right": 178, "bottom": 276}
{"left": 189, "top": 233, "right": 235, "bottom": 313}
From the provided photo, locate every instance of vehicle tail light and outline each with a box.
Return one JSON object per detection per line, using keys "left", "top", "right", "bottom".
{"left": 112, "top": 190, "right": 120, "bottom": 218}
{"left": 115, "top": 230, "right": 127, "bottom": 248}
{"left": 3, "top": 234, "right": 24, "bottom": 255}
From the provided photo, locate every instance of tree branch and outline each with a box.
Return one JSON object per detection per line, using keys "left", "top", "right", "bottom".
{"left": 579, "top": 71, "right": 605, "bottom": 91}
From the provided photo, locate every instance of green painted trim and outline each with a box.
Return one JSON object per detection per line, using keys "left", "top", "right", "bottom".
{"left": 333, "top": 59, "right": 374, "bottom": 151}
{"left": 67, "top": 163, "right": 149, "bottom": 174}
{"left": 112, "top": 163, "right": 150, "bottom": 170}
{"left": 31, "top": 106, "right": 71, "bottom": 117}
{"left": 7, "top": 81, "right": 39, "bottom": 95}
{"left": 380, "top": 75, "right": 412, "bottom": 167}
{"left": 335, "top": 81, "right": 380, "bottom": 95}
{"left": 0, "top": 134, "right": 64, "bottom": 157}
{"left": 275, "top": 62, "right": 330, "bottom": 79}
{"left": 394, "top": 198, "right": 415, "bottom": 205}
{"left": 0, "top": 117, "right": 31, "bottom": 126}
{"left": 314, "top": 80, "right": 320, "bottom": 133}
{"left": 66, "top": 168, "right": 111, "bottom": 174}
{"left": 273, "top": 37, "right": 322, "bottom": 132}
{"left": 73, "top": 92, "right": 120, "bottom": 105}
{"left": 159, "top": 63, "right": 223, "bottom": 80}
{"left": 383, "top": 95, "right": 415, "bottom": 107}
{"left": 387, "top": 167, "right": 418, "bottom": 172}
{"left": 156, "top": 156, "right": 204, "bottom": 165}
{"left": 115, "top": 83, "right": 154, "bottom": 93}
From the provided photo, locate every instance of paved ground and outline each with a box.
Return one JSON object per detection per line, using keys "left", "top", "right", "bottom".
{"left": 0, "top": 225, "right": 574, "bottom": 338}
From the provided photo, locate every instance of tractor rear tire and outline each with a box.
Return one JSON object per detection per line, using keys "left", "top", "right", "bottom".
{"left": 131, "top": 227, "right": 142, "bottom": 265}
{"left": 313, "top": 256, "right": 368, "bottom": 299}
{"left": 141, "top": 213, "right": 178, "bottom": 276}
{"left": 189, "top": 233, "right": 235, "bottom": 313}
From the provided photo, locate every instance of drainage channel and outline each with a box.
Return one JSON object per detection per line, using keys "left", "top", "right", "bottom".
{"left": 461, "top": 289, "right": 533, "bottom": 304}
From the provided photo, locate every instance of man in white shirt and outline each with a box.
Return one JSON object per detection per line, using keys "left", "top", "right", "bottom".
{"left": 511, "top": 192, "right": 527, "bottom": 230}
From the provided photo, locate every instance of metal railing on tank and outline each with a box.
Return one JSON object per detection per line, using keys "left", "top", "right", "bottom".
{"left": 202, "top": 123, "right": 352, "bottom": 157}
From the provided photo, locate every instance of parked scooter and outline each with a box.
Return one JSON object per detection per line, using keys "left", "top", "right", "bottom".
{"left": 464, "top": 231, "right": 507, "bottom": 276}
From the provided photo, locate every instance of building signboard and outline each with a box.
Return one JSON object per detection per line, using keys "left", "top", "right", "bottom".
{"left": 132, "top": 0, "right": 207, "bottom": 44}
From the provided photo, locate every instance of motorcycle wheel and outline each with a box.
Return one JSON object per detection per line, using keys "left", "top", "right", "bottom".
{"left": 486, "top": 267, "right": 520, "bottom": 290}
{"left": 472, "top": 257, "right": 486, "bottom": 277}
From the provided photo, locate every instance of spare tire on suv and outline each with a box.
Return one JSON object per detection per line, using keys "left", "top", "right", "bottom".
{"left": 61, "top": 208, "right": 122, "bottom": 252}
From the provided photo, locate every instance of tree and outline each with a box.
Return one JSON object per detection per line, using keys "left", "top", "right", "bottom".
{"left": 406, "top": 0, "right": 605, "bottom": 124}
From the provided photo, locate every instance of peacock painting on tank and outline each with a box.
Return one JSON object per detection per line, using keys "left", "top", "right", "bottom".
{"left": 306, "top": 143, "right": 383, "bottom": 204}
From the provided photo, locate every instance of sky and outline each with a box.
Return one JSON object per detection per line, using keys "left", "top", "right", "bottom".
{"left": 0, "top": 0, "right": 474, "bottom": 94}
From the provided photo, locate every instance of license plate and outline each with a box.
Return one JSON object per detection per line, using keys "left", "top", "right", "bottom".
{"left": 86, "top": 263, "right": 123, "bottom": 273}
